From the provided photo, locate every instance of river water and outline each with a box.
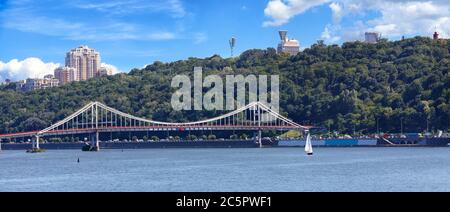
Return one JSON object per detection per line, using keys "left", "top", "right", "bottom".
{"left": 0, "top": 148, "right": 449, "bottom": 192}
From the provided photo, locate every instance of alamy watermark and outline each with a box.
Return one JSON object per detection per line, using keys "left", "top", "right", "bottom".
{"left": 171, "top": 67, "right": 279, "bottom": 112}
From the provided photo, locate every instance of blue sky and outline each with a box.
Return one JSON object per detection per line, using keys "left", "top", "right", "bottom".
{"left": 1, "top": 0, "right": 449, "bottom": 81}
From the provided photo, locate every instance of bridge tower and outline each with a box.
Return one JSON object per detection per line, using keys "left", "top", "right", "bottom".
{"left": 257, "top": 104, "right": 262, "bottom": 148}
{"left": 90, "top": 103, "right": 100, "bottom": 151}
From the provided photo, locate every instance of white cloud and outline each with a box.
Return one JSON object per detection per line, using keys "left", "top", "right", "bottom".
{"left": 329, "top": 2, "right": 343, "bottom": 23}
{"left": 263, "top": 0, "right": 450, "bottom": 43}
{"left": 321, "top": 25, "right": 341, "bottom": 43}
{"left": 101, "top": 63, "right": 121, "bottom": 75}
{"left": 364, "top": 1, "right": 450, "bottom": 38}
{"left": 193, "top": 33, "right": 208, "bottom": 44}
{"left": 2, "top": 13, "right": 178, "bottom": 42}
{"left": 263, "top": 0, "right": 331, "bottom": 27}
{"left": 0, "top": 0, "right": 183, "bottom": 42}
{"left": 0, "top": 58, "right": 60, "bottom": 82}
{"left": 72, "top": 0, "right": 186, "bottom": 18}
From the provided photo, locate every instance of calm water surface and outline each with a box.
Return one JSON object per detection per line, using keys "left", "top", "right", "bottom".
{"left": 0, "top": 148, "right": 449, "bottom": 192}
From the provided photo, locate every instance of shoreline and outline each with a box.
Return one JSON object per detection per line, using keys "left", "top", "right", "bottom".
{"left": 1, "top": 139, "right": 448, "bottom": 151}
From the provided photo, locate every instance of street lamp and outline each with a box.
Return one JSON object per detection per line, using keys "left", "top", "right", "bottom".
{"left": 400, "top": 118, "right": 404, "bottom": 136}
{"left": 377, "top": 117, "right": 380, "bottom": 135}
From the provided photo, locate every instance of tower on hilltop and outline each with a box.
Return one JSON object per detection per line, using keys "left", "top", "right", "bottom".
{"left": 277, "top": 30, "right": 300, "bottom": 56}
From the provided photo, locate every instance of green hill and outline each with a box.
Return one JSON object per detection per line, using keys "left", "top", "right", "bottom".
{"left": 0, "top": 37, "right": 449, "bottom": 134}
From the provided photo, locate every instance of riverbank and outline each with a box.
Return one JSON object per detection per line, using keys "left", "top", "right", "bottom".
{"left": 1, "top": 138, "right": 448, "bottom": 151}
{"left": 1, "top": 141, "right": 259, "bottom": 150}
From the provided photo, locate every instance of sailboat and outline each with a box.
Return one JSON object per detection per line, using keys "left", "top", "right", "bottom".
{"left": 305, "top": 131, "right": 313, "bottom": 156}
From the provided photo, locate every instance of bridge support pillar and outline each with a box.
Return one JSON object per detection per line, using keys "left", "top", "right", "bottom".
{"left": 33, "top": 135, "right": 40, "bottom": 149}
{"left": 90, "top": 131, "right": 100, "bottom": 151}
{"left": 258, "top": 129, "right": 262, "bottom": 148}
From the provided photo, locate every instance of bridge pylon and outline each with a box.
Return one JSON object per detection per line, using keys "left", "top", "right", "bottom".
{"left": 32, "top": 135, "right": 40, "bottom": 150}
{"left": 258, "top": 129, "right": 262, "bottom": 148}
{"left": 89, "top": 131, "right": 100, "bottom": 151}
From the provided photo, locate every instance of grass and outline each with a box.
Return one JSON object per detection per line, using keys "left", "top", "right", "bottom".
{"left": 280, "top": 130, "right": 301, "bottom": 139}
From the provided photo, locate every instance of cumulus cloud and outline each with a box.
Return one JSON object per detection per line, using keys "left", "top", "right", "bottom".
{"left": 329, "top": 2, "right": 343, "bottom": 23}
{"left": 101, "top": 63, "right": 121, "bottom": 75}
{"left": 263, "top": 0, "right": 450, "bottom": 43}
{"left": 321, "top": 25, "right": 341, "bottom": 43}
{"left": 0, "top": 59, "right": 121, "bottom": 82}
{"left": 263, "top": 0, "right": 331, "bottom": 27}
{"left": 0, "top": 58, "right": 60, "bottom": 82}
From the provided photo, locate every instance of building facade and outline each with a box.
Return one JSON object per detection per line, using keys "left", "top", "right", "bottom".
{"left": 17, "top": 75, "right": 59, "bottom": 92}
{"left": 54, "top": 67, "right": 78, "bottom": 85}
{"left": 0, "top": 79, "right": 11, "bottom": 86}
{"left": 97, "top": 67, "right": 113, "bottom": 77}
{"left": 65, "top": 45, "right": 101, "bottom": 81}
{"left": 277, "top": 30, "right": 300, "bottom": 56}
{"left": 365, "top": 32, "right": 381, "bottom": 43}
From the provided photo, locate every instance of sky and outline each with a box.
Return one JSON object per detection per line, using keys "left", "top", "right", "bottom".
{"left": 1, "top": 0, "right": 450, "bottom": 82}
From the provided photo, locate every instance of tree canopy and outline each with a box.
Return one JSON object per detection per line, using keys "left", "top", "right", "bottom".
{"left": 0, "top": 37, "right": 449, "bottom": 134}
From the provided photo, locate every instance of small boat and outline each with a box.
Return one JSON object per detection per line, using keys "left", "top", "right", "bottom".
{"left": 82, "top": 143, "right": 99, "bottom": 152}
{"left": 305, "top": 132, "right": 313, "bottom": 156}
{"left": 26, "top": 148, "right": 46, "bottom": 153}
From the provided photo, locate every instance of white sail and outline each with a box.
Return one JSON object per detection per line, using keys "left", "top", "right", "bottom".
{"left": 305, "top": 132, "right": 313, "bottom": 155}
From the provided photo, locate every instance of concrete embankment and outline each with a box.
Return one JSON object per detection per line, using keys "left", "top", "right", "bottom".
{"left": 278, "top": 139, "right": 378, "bottom": 147}
{"left": 1, "top": 141, "right": 259, "bottom": 150}
{"left": 2, "top": 138, "right": 447, "bottom": 150}
{"left": 279, "top": 138, "right": 449, "bottom": 147}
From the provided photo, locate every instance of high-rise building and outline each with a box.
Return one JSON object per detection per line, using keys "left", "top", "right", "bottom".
{"left": 54, "top": 67, "right": 78, "bottom": 85}
{"left": 365, "top": 32, "right": 381, "bottom": 43}
{"left": 65, "top": 45, "right": 101, "bottom": 81}
{"left": 277, "top": 30, "right": 300, "bottom": 56}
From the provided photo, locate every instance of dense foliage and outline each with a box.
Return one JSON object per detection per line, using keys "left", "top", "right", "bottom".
{"left": 0, "top": 37, "right": 449, "bottom": 134}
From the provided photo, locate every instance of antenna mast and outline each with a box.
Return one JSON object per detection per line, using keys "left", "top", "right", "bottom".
{"left": 229, "top": 37, "right": 236, "bottom": 57}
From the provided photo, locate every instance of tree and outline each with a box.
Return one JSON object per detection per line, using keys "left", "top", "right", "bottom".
{"left": 186, "top": 135, "right": 197, "bottom": 141}
{"left": 230, "top": 134, "right": 239, "bottom": 140}
{"left": 21, "top": 118, "right": 48, "bottom": 131}
{"left": 240, "top": 134, "right": 249, "bottom": 140}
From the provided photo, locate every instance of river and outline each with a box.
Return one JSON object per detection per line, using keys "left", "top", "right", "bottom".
{"left": 0, "top": 148, "right": 449, "bottom": 192}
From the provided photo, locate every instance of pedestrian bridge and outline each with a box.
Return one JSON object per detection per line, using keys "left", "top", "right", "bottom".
{"left": 0, "top": 101, "right": 311, "bottom": 149}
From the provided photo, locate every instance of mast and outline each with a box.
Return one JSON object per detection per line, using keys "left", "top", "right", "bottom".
{"left": 305, "top": 130, "right": 313, "bottom": 155}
